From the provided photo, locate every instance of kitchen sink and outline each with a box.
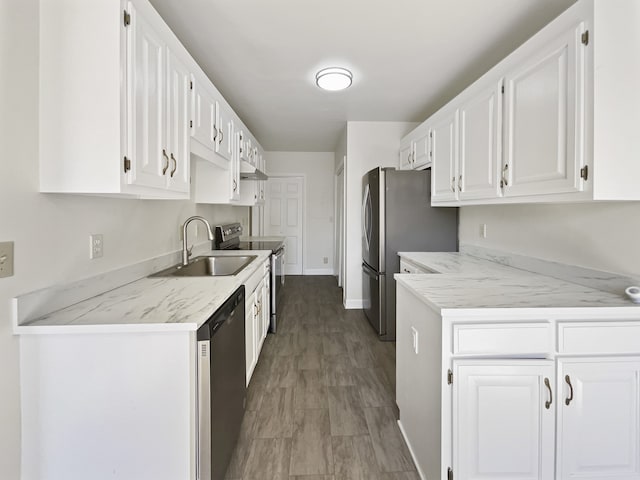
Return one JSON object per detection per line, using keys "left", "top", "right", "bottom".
{"left": 150, "top": 255, "right": 257, "bottom": 277}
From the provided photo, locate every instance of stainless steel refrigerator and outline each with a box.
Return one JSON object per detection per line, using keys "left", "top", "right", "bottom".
{"left": 362, "top": 167, "right": 458, "bottom": 341}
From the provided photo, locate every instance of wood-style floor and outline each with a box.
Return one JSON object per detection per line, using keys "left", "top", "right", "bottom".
{"left": 225, "top": 276, "right": 419, "bottom": 480}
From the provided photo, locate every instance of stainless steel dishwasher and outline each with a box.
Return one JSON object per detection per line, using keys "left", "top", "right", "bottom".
{"left": 197, "top": 286, "right": 246, "bottom": 480}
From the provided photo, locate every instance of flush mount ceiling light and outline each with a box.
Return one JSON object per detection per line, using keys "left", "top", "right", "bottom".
{"left": 315, "top": 67, "right": 353, "bottom": 91}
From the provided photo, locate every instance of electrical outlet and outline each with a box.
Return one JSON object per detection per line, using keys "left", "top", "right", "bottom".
{"left": 90, "top": 234, "right": 103, "bottom": 259}
{"left": 480, "top": 223, "right": 487, "bottom": 239}
{"left": 0, "top": 241, "right": 14, "bottom": 278}
{"left": 323, "top": 257, "right": 328, "bottom": 264}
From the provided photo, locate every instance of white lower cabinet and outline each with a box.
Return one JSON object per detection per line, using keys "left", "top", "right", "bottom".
{"left": 395, "top": 281, "right": 640, "bottom": 480}
{"left": 245, "top": 288, "right": 258, "bottom": 385}
{"left": 244, "top": 260, "right": 270, "bottom": 385}
{"left": 453, "top": 360, "right": 555, "bottom": 480}
{"left": 557, "top": 358, "right": 640, "bottom": 480}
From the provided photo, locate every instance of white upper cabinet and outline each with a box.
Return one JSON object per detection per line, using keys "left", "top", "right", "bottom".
{"left": 431, "top": 109, "right": 459, "bottom": 202}
{"left": 399, "top": 124, "right": 430, "bottom": 171}
{"left": 165, "top": 50, "right": 191, "bottom": 193}
{"left": 502, "top": 23, "right": 585, "bottom": 198}
{"left": 39, "top": 0, "right": 194, "bottom": 198}
{"left": 215, "top": 101, "right": 234, "bottom": 162}
{"left": 421, "top": 0, "right": 640, "bottom": 205}
{"left": 399, "top": 136, "right": 413, "bottom": 170}
{"left": 191, "top": 76, "right": 216, "bottom": 160}
{"left": 39, "top": 0, "right": 265, "bottom": 202}
{"left": 458, "top": 79, "right": 503, "bottom": 200}
{"left": 128, "top": 5, "right": 168, "bottom": 191}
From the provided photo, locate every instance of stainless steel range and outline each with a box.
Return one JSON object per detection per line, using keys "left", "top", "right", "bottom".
{"left": 214, "top": 223, "right": 285, "bottom": 332}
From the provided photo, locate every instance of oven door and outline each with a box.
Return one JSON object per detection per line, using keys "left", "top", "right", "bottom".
{"left": 270, "top": 246, "right": 285, "bottom": 332}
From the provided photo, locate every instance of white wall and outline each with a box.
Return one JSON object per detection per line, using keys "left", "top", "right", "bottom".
{"left": 460, "top": 203, "right": 640, "bottom": 276}
{"left": 0, "top": 2, "right": 246, "bottom": 476}
{"left": 265, "top": 151, "right": 336, "bottom": 274}
{"left": 343, "top": 122, "right": 418, "bottom": 308}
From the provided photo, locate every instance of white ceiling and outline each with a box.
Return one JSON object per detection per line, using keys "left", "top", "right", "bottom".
{"left": 149, "top": 0, "right": 576, "bottom": 152}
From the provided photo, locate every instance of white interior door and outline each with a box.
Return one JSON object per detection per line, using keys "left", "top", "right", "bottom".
{"left": 265, "top": 176, "right": 303, "bottom": 275}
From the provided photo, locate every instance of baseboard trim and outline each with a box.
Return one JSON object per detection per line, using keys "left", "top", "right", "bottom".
{"left": 397, "top": 420, "right": 426, "bottom": 480}
{"left": 344, "top": 299, "right": 363, "bottom": 309}
{"left": 303, "top": 268, "right": 335, "bottom": 275}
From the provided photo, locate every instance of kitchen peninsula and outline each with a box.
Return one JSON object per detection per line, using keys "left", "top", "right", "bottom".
{"left": 395, "top": 249, "right": 640, "bottom": 480}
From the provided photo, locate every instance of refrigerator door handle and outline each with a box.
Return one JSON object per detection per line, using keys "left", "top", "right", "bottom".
{"left": 362, "top": 184, "right": 372, "bottom": 252}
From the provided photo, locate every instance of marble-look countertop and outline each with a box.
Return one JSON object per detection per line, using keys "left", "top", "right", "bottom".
{"left": 399, "top": 252, "right": 523, "bottom": 275}
{"left": 396, "top": 252, "right": 639, "bottom": 312}
{"left": 18, "top": 250, "right": 271, "bottom": 333}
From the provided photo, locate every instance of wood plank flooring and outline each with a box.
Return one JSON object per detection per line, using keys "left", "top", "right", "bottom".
{"left": 225, "top": 276, "right": 418, "bottom": 480}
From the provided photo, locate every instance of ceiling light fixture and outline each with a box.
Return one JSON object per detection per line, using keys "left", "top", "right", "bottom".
{"left": 315, "top": 67, "right": 353, "bottom": 91}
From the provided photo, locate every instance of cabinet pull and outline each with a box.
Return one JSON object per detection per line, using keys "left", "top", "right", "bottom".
{"left": 544, "top": 377, "right": 553, "bottom": 409}
{"left": 218, "top": 128, "right": 224, "bottom": 143}
{"left": 162, "top": 149, "right": 169, "bottom": 175}
{"left": 458, "top": 175, "right": 462, "bottom": 192}
{"left": 564, "top": 375, "right": 574, "bottom": 406}
{"left": 233, "top": 179, "right": 237, "bottom": 192}
{"left": 170, "top": 153, "right": 177, "bottom": 177}
{"left": 502, "top": 163, "right": 509, "bottom": 187}
{"left": 451, "top": 177, "right": 456, "bottom": 193}
{"left": 213, "top": 125, "right": 218, "bottom": 142}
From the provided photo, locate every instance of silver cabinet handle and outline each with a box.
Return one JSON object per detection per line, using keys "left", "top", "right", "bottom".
{"left": 213, "top": 125, "right": 218, "bottom": 142}
{"left": 502, "top": 163, "right": 509, "bottom": 187}
{"left": 451, "top": 177, "right": 456, "bottom": 193}
{"left": 170, "top": 153, "right": 177, "bottom": 177}
{"left": 565, "top": 375, "right": 574, "bottom": 406}
{"left": 162, "top": 149, "right": 169, "bottom": 175}
{"left": 233, "top": 179, "right": 237, "bottom": 192}
{"left": 544, "top": 377, "right": 553, "bottom": 409}
{"left": 219, "top": 128, "right": 224, "bottom": 143}
{"left": 458, "top": 175, "right": 462, "bottom": 192}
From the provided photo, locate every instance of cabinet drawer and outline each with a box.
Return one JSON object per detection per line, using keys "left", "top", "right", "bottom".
{"left": 452, "top": 323, "right": 552, "bottom": 356}
{"left": 400, "top": 259, "right": 434, "bottom": 274}
{"left": 558, "top": 322, "right": 640, "bottom": 354}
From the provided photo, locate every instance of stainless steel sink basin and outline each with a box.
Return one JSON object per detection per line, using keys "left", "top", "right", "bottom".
{"left": 150, "top": 255, "right": 257, "bottom": 277}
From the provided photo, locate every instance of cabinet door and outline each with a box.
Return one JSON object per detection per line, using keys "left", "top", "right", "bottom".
{"left": 431, "top": 110, "right": 459, "bottom": 202}
{"left": 557, "top": 358, "right": 640, "bottom": 480}
{"left": 215, "top": 101, "right": 233, "bottom": 162}
{"left": 399, "top": 138, "right": 413, "bottom": 170}
{"left": 230, "top": 128, "right": 240, "bottom": 200}
{"left": 256, "top": 279, "right": 267, "bottom": 352}
{"left": 453, "top": 360, "right": 555, "bottom": 480}
{"left": 459, "top": 80, "right": 502, "bottom": 200}
{"left": 245, "top": 292, "right": 257, "bottom": 385}
{"left": 413, "top": 129, "right": 431, "bottom": 170}
{"left": 191, "top": 79, "right": 215, "bottom": 152}
{"left": 503, "top": 23, "right": 586, "bottom": 197}
{"left": 127, "top": 2, "right": 168, "bottom": 190}
{"left": 166, "top": 50, "right": 190, "bottom": 193}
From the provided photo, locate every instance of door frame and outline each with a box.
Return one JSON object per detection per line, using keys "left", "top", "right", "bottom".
{"left": 265, "top": 174, "right": 306, "bottom": 275}
{"left": 334, "top": 160, "right": 345, "bottom": 287}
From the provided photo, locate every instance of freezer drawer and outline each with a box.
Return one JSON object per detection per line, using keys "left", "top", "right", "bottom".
{"left": 362, "top": 262, "right": 385, "bottom": 336}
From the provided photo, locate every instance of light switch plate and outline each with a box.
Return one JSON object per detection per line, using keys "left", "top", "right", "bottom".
{"left": 0, "top": 241, "right": 15, "bottom": 278}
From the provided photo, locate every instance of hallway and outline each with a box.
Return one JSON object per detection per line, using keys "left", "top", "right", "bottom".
{"left": 225, "top": 276, "right": 419, "bottom": 479}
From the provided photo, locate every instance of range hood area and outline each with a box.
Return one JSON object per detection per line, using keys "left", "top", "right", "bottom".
{"left": 240, "top": 160, "right": 268, "bottom": 181}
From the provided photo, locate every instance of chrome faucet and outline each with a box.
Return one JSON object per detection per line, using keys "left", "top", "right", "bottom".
{"left": 182, "top": 216, "right": 214, "bottom": 266}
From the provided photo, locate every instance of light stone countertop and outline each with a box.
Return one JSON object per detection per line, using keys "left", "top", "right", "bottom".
{"left": 396, "top": 252, "right": 640, "bottom": 312}
{"left": 18, "top": 250, "right": 271, "bottom": 333}
{"left": 399, "top": 251, "right": 524, "bottom": 275}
